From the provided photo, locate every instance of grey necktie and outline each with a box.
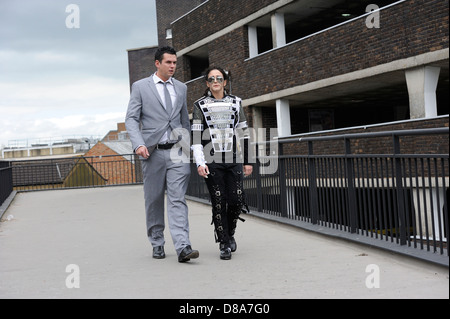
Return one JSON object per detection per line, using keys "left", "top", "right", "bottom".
{"left": 163, "top": 81, "right": 173, "bottom": 142}
{"left": 163, "top": 82, "right": 173, "bottom": 116}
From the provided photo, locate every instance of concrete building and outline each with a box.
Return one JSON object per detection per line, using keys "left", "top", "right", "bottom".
{"left": 127, "top": 0, "right": 448, "bottom": 143}
{"left": 1, "top": 136, "right": 100, "bottom": 160}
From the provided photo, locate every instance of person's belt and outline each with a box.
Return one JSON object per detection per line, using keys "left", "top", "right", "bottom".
{"left": 156, "top": 143, "right": 176, "bottom": 150}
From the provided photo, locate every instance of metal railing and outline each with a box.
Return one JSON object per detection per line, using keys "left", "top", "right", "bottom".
{"left": 267, "top": 128, "right": 448, "bottom": 257}
{"left": 187, "top": 128, "right": 449, "bottom": 260}
{"left": 0, "top": 161, "right": 13, "bottom": 207}
{"left": 1, "top": 128, "right": 448, "bottom": 263}
{"left": 8, "top": 154, "right": 142, "bottom": 192}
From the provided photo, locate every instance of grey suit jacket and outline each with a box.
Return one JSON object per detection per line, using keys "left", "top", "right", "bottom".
{"left": 125, "top": 74, "right": 190, "bottom": 155}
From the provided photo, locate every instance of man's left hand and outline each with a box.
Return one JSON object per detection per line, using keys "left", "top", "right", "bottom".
{"left": 243, "top": 165, "right": 253, "bottom": 177}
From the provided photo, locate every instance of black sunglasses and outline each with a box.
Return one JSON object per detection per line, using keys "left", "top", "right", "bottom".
{"left": 207, "top": 76, "right": 224, "bottom": 83}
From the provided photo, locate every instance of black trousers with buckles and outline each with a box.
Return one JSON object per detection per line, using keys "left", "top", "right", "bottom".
{"left": 204, "top": 163, "right": 245, "bottom": 246}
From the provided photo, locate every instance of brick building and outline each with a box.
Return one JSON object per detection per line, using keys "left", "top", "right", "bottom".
{"left": 127, "top": 0, "right": 448, "bottom": 151}
{"left": 127, "top": 0, "right": 205, "bottom": 86}
{"left": 104, "top": 0, "right": 450, "bottom": 255}
{"left": 84, "top": 122, "right": 142, "bottom": 185}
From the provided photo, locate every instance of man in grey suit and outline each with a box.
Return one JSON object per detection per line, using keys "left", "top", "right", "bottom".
{"left": 125, "top": 46, "right": 199, "bottom": 263}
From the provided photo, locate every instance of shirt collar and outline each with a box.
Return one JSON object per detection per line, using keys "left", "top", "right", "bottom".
{"left": 153, "top": 73, "right": 173, "bottom": 85}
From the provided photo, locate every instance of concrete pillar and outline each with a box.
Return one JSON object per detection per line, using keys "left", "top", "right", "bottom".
{"left": 248, "top": 25, "right": 258, "bottom": 58}
{"left": 405, "top": 66, "right": 440, "bottom": 119}
{"left": 412, "top": 187, "right": 446, "bottom": 241}
{"left": 276, "top": 99, "right": 291, "bottom": 137}
{"left": 271, "top": 12, "right": 286, "bottom": 48}
{"left": 252, "top": 106, "right": 263, "bottom": 137}
{"left": 252, "top": 106, "right": 266, "bottom": 159}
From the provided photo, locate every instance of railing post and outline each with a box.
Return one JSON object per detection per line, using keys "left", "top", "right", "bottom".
{"left": 308, "top": 141, "right": 319, "bottom": 224}
{"left": 255, "top": 142, "right": 263, "bottom": 213}
{"left": 278, "top": 142, "right": 287, "bottom": 217}
{"left": 393, "top": 134, "right": 407, "bottom": 245}
{"left": 345, "top": 138, "right": 358, "bottom": 233}
{"left": 0, "top": 161, "right": 13, "bottom": 207}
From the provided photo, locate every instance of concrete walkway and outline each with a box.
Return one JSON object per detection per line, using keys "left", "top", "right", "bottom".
{"left": 0, "top": 185, "right": 448, "bottom": 299}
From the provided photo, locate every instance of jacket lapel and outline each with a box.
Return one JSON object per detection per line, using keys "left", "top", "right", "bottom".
{"left": 148, "top": 75, "right": 181, "bottom": 118}
{"left": 147, "top": 75, "right": 166, "bottom": 112}
{"left": 171, "top": 80, "right": 183, "bottom": 117}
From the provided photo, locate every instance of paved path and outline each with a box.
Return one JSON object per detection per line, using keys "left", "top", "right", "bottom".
{"left": 0, "top": 186, "right": 448, "bottom": 299}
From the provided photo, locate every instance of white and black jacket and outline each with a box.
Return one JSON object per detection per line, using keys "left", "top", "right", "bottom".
{"left": 191, "top": 93, "right": 251, "bottom": 166}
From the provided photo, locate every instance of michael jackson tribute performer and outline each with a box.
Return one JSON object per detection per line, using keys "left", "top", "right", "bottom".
{"left": 191, "top": 67, "right": 253, "bottom": 260}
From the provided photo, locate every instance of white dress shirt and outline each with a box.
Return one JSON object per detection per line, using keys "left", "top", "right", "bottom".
{"left": 135, "top": 73, "right": 178, "bottom": 152}
{"left": 153, "top": 73, "right": 177, "bottom": 144}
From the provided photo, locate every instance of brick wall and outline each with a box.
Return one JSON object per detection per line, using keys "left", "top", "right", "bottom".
{"left": 128, "top": 0, "right": 448, "bottom": 152}
{"left": 176, "top": 0, "right": 448, "bottom": 131}
{"left": 240, "top": 0, "right": 448, "bottom": 100}
{"left": 128, "top": 0, "right": 206, "bottom": 87}
{"left": 177, "top": 0, "right": 448, "bottom": 99}
{"left": 172, "top": 0, "right": 278, "bottom": 50}
{"left": 102, "top": 122, "right": 127, "bottom": 141}
{"left": 84, "top": 143, "right": 137, "bottom": 185}
{"left": 127, "top": 47, "right": 158, "bottom": 86}
{"left": 155, "top": 0, "right": 205, "bottom": 48}
{"left": 181, "top": 27, "right": 249, "bottom": 112}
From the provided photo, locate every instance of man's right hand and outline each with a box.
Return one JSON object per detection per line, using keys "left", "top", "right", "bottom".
{"left": 136, "top": 145, "right": 150, "bottom": 159}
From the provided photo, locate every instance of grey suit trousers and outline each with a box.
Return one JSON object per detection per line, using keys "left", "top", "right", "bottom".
{"left": 142, "top": 148, "right": 191, "bottom": 255}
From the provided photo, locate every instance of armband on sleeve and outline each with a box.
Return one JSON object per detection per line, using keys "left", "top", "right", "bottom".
{"left": 191, "top": 144, "right": 207, "bottom": 167}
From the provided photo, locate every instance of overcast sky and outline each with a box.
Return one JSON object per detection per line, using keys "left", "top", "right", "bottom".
{"left": 0, "top": 0, "right": 158, "bottom": 147}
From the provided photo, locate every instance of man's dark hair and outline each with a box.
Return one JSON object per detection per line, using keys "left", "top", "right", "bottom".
{"left": 155, "top": 46, "right": 177, "bottom": 62}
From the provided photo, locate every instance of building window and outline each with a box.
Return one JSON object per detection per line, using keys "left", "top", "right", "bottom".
{"left": 309, "top": 109, "right": 335, "bottom": 132}
{"left": 166, "top": 28, "right": 172, "bottom": 39}
{"left": 248, "top": 17, "right": 274, "bottom": 57}
{"left": 185, "top": 45, "right": 209, "bottom": 80}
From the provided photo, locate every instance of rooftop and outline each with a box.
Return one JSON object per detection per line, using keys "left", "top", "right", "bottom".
{"left": 0, "top": 185, "right": 448, "bottom": 299}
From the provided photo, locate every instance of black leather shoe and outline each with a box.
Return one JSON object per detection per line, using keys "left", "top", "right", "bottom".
{"left": 229, "top": 237, "right": 237, "bottom": 252}
{"left": 178, "top": 245, "right": 199, "bottom": 263}
{"left": 220, "top": 243, "right": 232, "bottom": 260}
{"left": 153, "top": 246, "right": 165, "bottom": 259}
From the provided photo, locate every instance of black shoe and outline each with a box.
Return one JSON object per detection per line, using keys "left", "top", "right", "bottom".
{"left": 178, "top": 245, "right": 199, "bottom": 263}
{"left": 220, "top": 243, "right": 232, "bottom": 260}
{"left": 153, "top": 246, "right": 165, "bottom": 259}
{"left": 229, "top": 237, "right": 237, "bottom": 252}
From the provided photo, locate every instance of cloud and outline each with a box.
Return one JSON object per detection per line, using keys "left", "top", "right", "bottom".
{"left": 0, "top": 109, "right": 128, "bottom": 147}
{"left": 1, "top": 112, "right": 126, "bottom": 147}
{"left": 0, "top": 0, "right": 157, "bottom": 52}
{"left": 0, "top": 76, "right": 130, "bottom": 146}
{"left": 0, "top": 76, "right": 129, "bottom": 109}
{"left": 0, "top": 0, "right": 157, "bottom": 148}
